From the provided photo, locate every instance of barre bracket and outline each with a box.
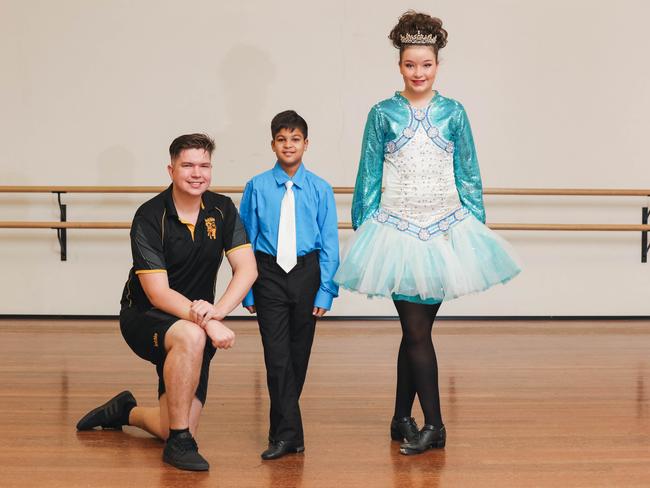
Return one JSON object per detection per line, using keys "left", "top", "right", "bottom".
{"left": 643, "top": 207, "right": 649, "bottom": 263}
{"left": 55, "top": 192, "right": 67, "bottom": 261}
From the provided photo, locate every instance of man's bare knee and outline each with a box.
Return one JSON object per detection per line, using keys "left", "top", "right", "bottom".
{"left": 166, "top": 320, "right": 206, "bottom": 354}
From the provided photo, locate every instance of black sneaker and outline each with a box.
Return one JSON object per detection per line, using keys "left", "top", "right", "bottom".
{"left": 76, "top": 391, "right": 137, "bottom": 430}
{"left": 163, "top": 431, "right": 209, "bottom": 471}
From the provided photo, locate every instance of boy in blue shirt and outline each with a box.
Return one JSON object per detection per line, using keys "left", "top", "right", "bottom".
{"left": 240, "top": 110, "right": 339, "bottom": 460}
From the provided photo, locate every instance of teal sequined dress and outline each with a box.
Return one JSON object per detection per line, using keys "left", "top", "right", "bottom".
{"left": 335, "top": 92, "right": 520, "bottom": 304}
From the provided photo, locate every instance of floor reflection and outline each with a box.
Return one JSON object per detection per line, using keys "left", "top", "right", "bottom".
{"left": 637, "top": 363, "right": 647, "bottom": 420}
{"left": 158, "top": 466, "right": 210, "bottom": 487}
{"left": 390, "top": 441, "right": 446, "bottom": 488}
{"left": 262, "top": 451, "right": 304, "bottom": 488}
{"left": 60, "top": 365, "right": 69, "bottom": 425}
{"left": 446, "top": 374, "right": 457, "bottom": 425}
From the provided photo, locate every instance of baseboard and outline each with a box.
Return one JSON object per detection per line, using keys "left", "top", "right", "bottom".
{"left": 0, "top": 314, "right": 648, "bottom": 321}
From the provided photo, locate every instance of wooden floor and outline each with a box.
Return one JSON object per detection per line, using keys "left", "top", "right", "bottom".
{"left": 0, "top": 319, "right": 648, "bottom": 487}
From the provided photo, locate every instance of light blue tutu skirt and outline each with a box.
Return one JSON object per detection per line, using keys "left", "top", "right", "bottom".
{"left": 335, "top": 208, "right": 521, "bottom": 304}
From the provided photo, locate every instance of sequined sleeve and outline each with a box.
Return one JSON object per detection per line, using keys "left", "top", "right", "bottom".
{"left": 453, "top": 105, "right": 486, "bottom": 223}
{"left": 352, "top": 105, "right": 385, "bottom": 230}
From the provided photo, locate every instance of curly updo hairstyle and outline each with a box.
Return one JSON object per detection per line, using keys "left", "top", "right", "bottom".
{"left": 388, "top": 10, "right": 448, "bottom": 61}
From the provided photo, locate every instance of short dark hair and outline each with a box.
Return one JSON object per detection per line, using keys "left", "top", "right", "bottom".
{"left": 271, "top": 110, "right": 308, "bottom": 139}
{"left": 169, "top": 133, "right": 215, "bottom": 160}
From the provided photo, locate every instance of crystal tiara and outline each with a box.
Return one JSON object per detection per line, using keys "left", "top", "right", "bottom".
{"left": 399, "top": 31, "right": 437, "bottom": 45}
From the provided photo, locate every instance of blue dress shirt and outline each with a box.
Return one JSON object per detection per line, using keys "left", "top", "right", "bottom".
{"left": 240, "top": 162, "right": 340, "bottom": 310}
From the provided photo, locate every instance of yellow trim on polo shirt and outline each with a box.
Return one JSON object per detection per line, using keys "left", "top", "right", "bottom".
{"left": 225, "top": 243, "right": 252, "bottom": 256}
{"left": 135, "top": 269, "right": 167, "bottom": 275}
{"left": 179, "top": 219, "right": 195, "bottom": 240}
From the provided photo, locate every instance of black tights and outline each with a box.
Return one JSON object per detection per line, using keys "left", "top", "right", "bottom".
{"left": 393, "top": 299, "right": 443, "bottom": 427}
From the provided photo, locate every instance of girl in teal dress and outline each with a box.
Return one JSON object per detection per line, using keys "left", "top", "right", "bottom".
{"left": 335, "top": 11, "right": 520, "bottom": 455}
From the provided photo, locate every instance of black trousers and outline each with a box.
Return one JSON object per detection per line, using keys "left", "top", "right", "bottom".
{"left": 253, "top": 251, "right": 320, "bottom": 443}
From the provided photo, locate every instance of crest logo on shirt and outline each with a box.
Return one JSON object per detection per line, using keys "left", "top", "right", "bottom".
{"left": 205, "top": 217, "right": 216, "bottom": 239}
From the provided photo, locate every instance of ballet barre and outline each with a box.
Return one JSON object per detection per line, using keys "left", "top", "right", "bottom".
{"left": 2, "top": 185, "right": 650, "bottom": 196}
{"left": 1, "top": 186, "right": 649, "bottom": 262}
{"left": 1, "top": 221, "right": 649, "bottom": 232}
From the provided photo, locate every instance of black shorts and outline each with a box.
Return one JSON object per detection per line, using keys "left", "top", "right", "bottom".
{"left": 119, "top": 307, "right": 216, "bottom": 405}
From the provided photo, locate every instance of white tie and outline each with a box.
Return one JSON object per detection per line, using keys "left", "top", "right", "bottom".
{"left": 276, "top": 180, "right": 297, "bottom": 273}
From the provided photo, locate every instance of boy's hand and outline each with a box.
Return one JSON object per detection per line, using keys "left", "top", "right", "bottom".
{"left": 312, "top": 307, "right": 327, "bottom": 318}
{"left": 190, "top": 300, "right": 224, "bottom": 327}
{"left": 204, "top": 320, "right": 235, "bottom": 349}
{"left": 245, "top": 305, "right": 256, "bottom": 314}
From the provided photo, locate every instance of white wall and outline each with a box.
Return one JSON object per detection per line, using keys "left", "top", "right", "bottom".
{"left": 1, "top": 0, "right": 649, "bottom": 316}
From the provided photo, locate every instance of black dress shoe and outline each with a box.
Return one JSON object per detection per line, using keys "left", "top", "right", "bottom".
{"left": 390, "top": 416, "right": 420, "bottom": 442}
{"left": 261, "top": 440, "right": 305, "bottom": 460}
{"left": 399, "top": 425, "right": 446, "bottom": 455}
{"left": 76, "top": 391, "right": 137, "bottom": 430}
{"left": 163, "top": 431, "right": 209, "bottom": 471}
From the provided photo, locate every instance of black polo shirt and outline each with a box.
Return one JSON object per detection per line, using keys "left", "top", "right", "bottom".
{"left": 120, "top": 185, "right": 250, "bottom": 312}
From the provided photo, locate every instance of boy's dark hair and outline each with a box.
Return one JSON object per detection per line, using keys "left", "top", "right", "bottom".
{"left": 169, "top": 133, "right": 215, "bottom": 160}
{"left": 271, "top": 110, "right": 308, "bottom": 139}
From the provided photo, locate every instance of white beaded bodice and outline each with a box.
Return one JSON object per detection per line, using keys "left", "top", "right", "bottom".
{"left": 381, "top": 121, "right": 462, "bottom": 228}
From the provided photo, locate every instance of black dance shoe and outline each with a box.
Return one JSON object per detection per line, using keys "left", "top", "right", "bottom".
{"left": 163, "top": 431, "right": 209, "bottom": 471}
{"left": 261, "top": 440, "right": 305, "bottom": 460}
{"left": 390, "top": 416, "right": 420, "bottom": 443}
{"left": 399, "top": 424, "right": 446, "bottom": 455}
{"left": 76, "top": 391, "right": 137, "bottom": 430}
